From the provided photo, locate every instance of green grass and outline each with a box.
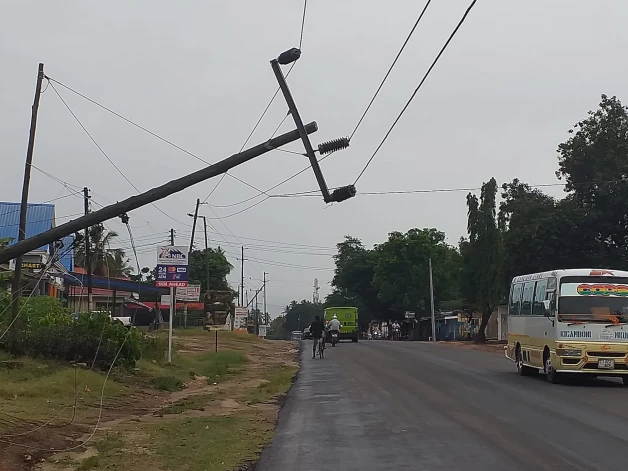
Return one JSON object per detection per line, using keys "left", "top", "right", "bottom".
{"left": 161, "top": 393, "right": 217, "bottom": 415}
{"left": 0, "top": 357, "right": 128, "bottom": 421}
{"left": 154, "top": 376, "right": 184, "bottom": 391}
{"left": 76, "top": 455, "right": 99, "bottom": 471}
{"left": 245, "top": 365, "right": 298, "bottom": 404}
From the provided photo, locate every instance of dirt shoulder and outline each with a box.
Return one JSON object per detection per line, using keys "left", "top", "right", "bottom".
{"left": 0, "top": 329, "right": 299, "bottom": 471}
{"left": 437, "top": 340, "right": 506, "bottom": 354}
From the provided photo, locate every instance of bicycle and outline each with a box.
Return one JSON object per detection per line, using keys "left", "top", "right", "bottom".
{"left": 314, "top": 337, "right": 324, "bottom": 358}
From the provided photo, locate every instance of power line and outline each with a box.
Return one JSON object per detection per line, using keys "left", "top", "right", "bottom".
{"left": 353, "top": 0, "right": 479, "bottom": 185}
{"left": 46, "top": 77, "right": 268, "bottom": 198}
{"left": 350, "top": 0, "right": 433, "bottom": 140}
{"left": 200, "top": 0, "right": 310, "bottom": 205}
{"left": 48, "top": 81, "right": 193, "bottom": 229}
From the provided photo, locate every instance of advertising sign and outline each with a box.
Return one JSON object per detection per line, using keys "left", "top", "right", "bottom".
{"left": 176, "top": 284, "right": 201, "bottom": 302}
{"left": 156, "top": 246, "right": 189, "bottom": 288}
{"left": 234, "top": 307, "right": 248, "bottom": 329}
{"left": 258, "top": 325, "right": 268, "bottom": 338}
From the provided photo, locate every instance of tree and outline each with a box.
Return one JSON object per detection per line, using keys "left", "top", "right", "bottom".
{"left": 282, "top": 300, "right": 324, "bottom": 335}
{"left": 187, "top": 247, "right": 233, "bottom": 293}
{"left": 461, "top": 178, "right": 502, "bottom": 343}
{"left": 372, "top": 229, "right": 461, "bottom": 317}
{"left": 74, "top": 224, "right": 132, "bottom": 277}
{"left": 556, "top": 94, "right": 628, "bottom": 268}
{"left": 267, "top": 315, "right": 287, "bottom": 340}
{"left": 129, "top": 266, "right": 155, "bottom": 283}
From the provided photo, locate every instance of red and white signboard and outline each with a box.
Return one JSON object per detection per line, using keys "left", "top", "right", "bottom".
{"left": 176, "top": 285, "right": 201, "bottom": 302}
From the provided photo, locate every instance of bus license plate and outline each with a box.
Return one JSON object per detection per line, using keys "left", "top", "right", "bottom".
{"left": 598, "top": 359, "right": 615, "bottom": 369}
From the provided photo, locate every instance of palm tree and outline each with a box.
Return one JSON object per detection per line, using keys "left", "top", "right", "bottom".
{"left": 74, "top": 224, "right": 133, "bottom": 277}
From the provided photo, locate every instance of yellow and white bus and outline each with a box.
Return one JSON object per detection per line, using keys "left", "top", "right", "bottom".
{"left": 505, "top": 268, "right": 628, "bottom": 384}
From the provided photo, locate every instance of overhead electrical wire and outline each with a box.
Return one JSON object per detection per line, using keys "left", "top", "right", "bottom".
{"left": 200, "top": 0, "right": 310, "bottom": 205}
{"left": 350, "top": 0, "right": 434, "bottom": 140}
{"left": 353, "top": 0, "right": 479, "bottom": 185}
{"left": 48, "top": 80, "right": 193, "bottom": 229}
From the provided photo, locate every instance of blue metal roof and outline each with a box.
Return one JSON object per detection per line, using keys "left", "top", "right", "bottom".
{"left": 0, "top": 202, "right": 55, "bottom": 252}
{"left": 0, "top": 202, "right": 75, "bottom": 271}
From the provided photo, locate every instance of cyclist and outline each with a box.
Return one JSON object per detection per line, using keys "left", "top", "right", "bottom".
{"left": 310, "top": 315, "right": 325, "bottom": 359}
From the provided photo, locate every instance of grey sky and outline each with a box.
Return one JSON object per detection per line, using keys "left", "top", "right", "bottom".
{"left": 2, "top": 1, "right": 627, "bottom": 317}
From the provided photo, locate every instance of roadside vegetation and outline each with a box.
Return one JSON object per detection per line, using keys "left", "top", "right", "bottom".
{"left": 0, "top": 327, "right": 299, "bottom": 471}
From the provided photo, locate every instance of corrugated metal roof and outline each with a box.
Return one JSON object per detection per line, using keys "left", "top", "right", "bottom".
{"left": 59, "top": 235, "right": 74, "bottom": 271}
{"left": 0, "top": 202, "right": 55, "bottom": 252}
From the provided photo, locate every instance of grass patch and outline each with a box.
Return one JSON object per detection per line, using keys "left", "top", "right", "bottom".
{"left": 0, "top": 357, "right": 128, "bottom": 422}
{"left": 95, "top": 431, "right": 124, "bottom": 454}
{"left": 76, "top": 455, "right": 99, "bottom": 471}
{"left": 154, "top": 376, "right": 183, "bottom": 392}
{"left": 161, "top": 393, "right": 217, "bottom": 415}
{"left": 152, "top": 413, "right": 273, "bottom": 471}
{"left": 246, "top": 365, "right": 298, "bottom": 404}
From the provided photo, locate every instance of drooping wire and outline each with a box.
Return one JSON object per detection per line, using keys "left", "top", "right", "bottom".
{"left": 201, "top": 0, "right": 309, "bottom": 205}
{"left": 353, "top": 0, "right": 479, "bottom": 185}
{"left": 349, "top": 0, "right": 433, "bottom": 140}
{"left": 47, "top": 81, "right": 193, "bottom": 228}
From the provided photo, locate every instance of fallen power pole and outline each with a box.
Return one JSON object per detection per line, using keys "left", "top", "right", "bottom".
{"left": 0, "top": 122, "right": 317, "bottom": 264}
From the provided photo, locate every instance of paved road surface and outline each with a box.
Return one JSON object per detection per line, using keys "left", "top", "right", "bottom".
{"left": 256, "top": 340, "right": 628, "bottom": 471}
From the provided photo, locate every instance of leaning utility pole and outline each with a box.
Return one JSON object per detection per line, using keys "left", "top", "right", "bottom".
{"left": 83, "top": 187, "right": 93, "bottom": 311}
{"left": 429, "top": 258, "right": 436, "bottom": 342}
{"left": 189, "top": 198, "right": 200, "bottom": 253}
{"left": 0, "top": 123, "right": 317, "bottom": 264}
{"left": 10, "top": 63, "right": 44, "bottom": 325}
{"left": 201, "top": 215, "right": 209, "bottom": 293}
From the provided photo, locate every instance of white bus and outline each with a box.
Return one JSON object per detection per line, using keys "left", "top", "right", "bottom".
{"left": 505, "top": 268, "right": 628, "bottom": 384}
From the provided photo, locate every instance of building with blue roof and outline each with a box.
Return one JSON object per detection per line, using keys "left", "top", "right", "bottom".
{"left": 0, "top": 201, "right": 74, "bottom": 297}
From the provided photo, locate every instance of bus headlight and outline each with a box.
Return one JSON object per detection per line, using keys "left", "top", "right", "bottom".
{"left": 556, "top": 348, "right": 582, "bottom": 357}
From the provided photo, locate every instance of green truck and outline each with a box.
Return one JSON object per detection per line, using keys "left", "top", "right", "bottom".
{"left": 324, "top": 307, "right": 359, "bottom": 343}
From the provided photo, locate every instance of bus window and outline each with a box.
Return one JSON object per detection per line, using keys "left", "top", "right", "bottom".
{"left": 532, "top": 279, "right": 548, "bottom": 315}
{"left": 521, "top": 281, "right": 535, "bottom": 315}
{"left": 509, "top": 283, "right": 523, "bottom": 315}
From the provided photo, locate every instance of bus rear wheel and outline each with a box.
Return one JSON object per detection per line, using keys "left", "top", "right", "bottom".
{"left": 516, "top": 347, "right": 536, "bottom": 376}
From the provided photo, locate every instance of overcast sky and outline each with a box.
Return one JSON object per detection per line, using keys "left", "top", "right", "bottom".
{"left": 2, "top": 1, "right": 628, "bottom": 317}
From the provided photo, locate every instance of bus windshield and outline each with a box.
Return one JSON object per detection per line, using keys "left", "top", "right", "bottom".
{"left": 558, "top": 296, "right": 628, "bottom": 323}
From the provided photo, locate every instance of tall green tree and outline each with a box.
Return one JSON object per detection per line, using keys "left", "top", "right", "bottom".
{"left": 282, "top": 300, "right": 324, "bottom": 335}
{"left": 74, "top": 224, "right": 132, "bottom": 277}
{"left": 187, "top": 247, "right": 233, "bottom": 293}
{"left": 461, "top": 178, "right": 502, "bottom": 343}
{"left": 556, "top": 94, "right": 628, "bottom": 268}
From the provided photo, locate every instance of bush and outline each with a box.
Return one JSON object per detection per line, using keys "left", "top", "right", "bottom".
{"left": 1, "top": 311, "right": 143, "bottom": 369}
{"left": 154, "top": 376, "right": 183, "bottom": 391}
{"left": 140, "top": 335, "right": 169, "bottom": 362}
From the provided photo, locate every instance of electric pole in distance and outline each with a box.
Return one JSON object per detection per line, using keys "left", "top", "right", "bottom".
{"left": 83, "top": 187, "right": 93, "bottom": 312}
{"left": 263, "top": 271, "right": 267, "bottom": 325}
{"left": 10, "top": 63, "right": 44, "bottom": 327}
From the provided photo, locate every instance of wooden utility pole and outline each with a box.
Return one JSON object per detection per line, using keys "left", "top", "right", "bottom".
{"left": 83, "top": 187, "right": 93, "bottom": 311}
{"left": 189, "top": 198, "right": 200, "bottom": 253}
{"left": 240, "top": 246, "right": 245, "bottom": 306}
{"left": 0, "top": 122, "right": 317, "bottom": 264}
{"left": 168, "top": 228, "right": 175, "bottom": 363}
{"left": 11, "top": 63, "right": 45, "bottom": 325}
{"left": 263, "top": 271, "right": 267, "bottom": 325}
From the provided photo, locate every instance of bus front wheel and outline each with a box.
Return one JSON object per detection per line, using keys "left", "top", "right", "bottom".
{"left": 622, "top": 377, "right": 628, "bottom": 386}
{"left": 544, "top": 353, "right": 561, "bottom": 384}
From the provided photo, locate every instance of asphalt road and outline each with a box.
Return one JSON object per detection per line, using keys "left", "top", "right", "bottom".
{"left": 256, "top": 340, "right": 628, "bottom": 471}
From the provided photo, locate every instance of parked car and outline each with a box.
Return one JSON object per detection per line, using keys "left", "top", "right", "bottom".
{"left": 71, "top": 311, "right": 132, "bottom": 328}
{"left": 302, "top": 327, "right": 312, "bottom": 340}
{"left": 291, "top": 331, "right": 302, "bottom": 341}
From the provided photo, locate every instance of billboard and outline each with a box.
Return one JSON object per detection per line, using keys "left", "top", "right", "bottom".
{"left": 156, "top": 246, "right": 189, "bottom": 288}
{"left": 176, "top": 284, "right": 201, "bottom": 302}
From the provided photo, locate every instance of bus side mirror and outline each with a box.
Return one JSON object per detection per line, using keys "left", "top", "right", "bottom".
{"left": 542, "top": 300, "right": 552, "bottom": 316}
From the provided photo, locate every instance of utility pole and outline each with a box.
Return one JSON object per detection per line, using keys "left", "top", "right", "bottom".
{"left": 83, "top": 187, "right": 93, "bottom": 312}
{"left": 168, "top": 228, "right": 175, "bottom": 363}
{"left": 263, "top": 271, "right": 267, "bottom": 325}
{"left": 0, "top": 122, "right": 318, "bottom": 264}
{"left": 189, "top": 198, "right": 200, "bottom": 253}
{"left": 255, "top": 289, "right": 259, "bottom": 336}
{"left": 10, "top": 63, "right": 44, "bottom": 325}
{"left": 202, "top": 215, "right": 209, "bottom": 294}
{"left": 429, "top": 258, "right": 436, "bottom": 342}
{"left": 240, "top": 246, "right": 245, "bottom": 306}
